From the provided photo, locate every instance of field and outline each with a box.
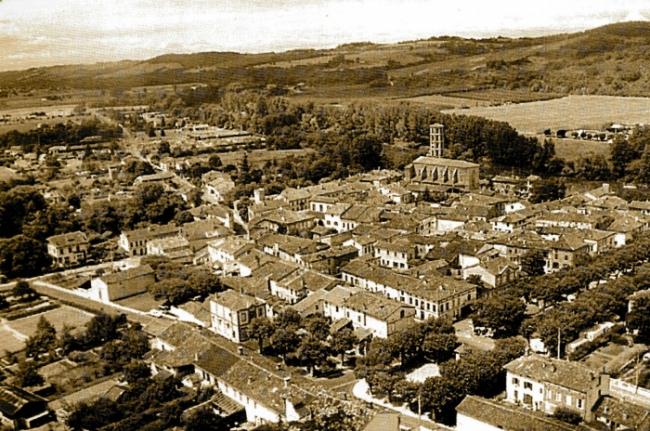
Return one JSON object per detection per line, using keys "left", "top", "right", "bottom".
{"left": 396, "top": 94, "right": 492, "bottom": 109}
{"left": 8, "top": 305, "right": 94, "bottom": 338}
{"left": 0, "top": 328, "right": 26, "bottom": 353}
{"left": 217, "top": 148, "right": 316, "bottom": 168}
{"left": 550, "top": 137, "right": 611, "bottom": 162}
{"left": 442, "top": 95, "right": 650, "bottom": 134}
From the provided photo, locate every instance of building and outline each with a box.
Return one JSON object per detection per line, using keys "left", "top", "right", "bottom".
{"left": 89, "top": 265, "right": 155, "bottom": 303}
{"left": 456, "top": 395, "right": 582, "bottom": 431}
{"left": 504, "top": 355, "right": 609, "bottom": 421}
{"left": 203, "top": 172, "right": 236, "bottom": 204}
{"left": 118, "top": 224, "right": 180, "bottom": 256}
{"left": 47, "top": 231, "right": 90, "bottom": 268}
{"left": 209, "top": 290, "right": 267, "bottom": 343}
{"left": 0, "top": 384, "right": 51, "bottom": 430}
{"left": 341, "top": 260, "right": 476, "bottom": 321}
{"left": 322, "top": 288, "right": 415, "bottom": 338}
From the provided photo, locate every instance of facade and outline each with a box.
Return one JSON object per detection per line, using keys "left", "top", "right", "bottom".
{"left": 118, "top": 224, "right": 180, "bottom": 256}
{"left": 47, "top": 231, "right": 90, "bottom": 268}
{"left": 89, "top": 265, "right": 155, "bottom": 302}
{"left": 504, "top": 355, "right": 609, "bottom": 421}
{"left": 405, "top": 156, "right": 480, "bottom": 191}
{"left": 322, "top": 288, "right": 415, "bottom": 338}
{"left": 209, "top": 290, "right": 267, "bottom": 343}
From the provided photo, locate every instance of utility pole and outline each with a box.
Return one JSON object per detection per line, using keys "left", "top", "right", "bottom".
{"left": 557, "top": 327, "right": 561, "bottom": 360}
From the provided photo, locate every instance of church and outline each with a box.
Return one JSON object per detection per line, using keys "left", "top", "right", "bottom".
{"left": 405, "top": 124, "right": 480, "bottom": 191}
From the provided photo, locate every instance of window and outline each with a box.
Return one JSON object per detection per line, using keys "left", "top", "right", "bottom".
{"left": 523, "top": 382, "right": 533, "bottom": 390}
{"left": 556, "top": 392, "right": 562, "bottom": 402}
{"left": 512, "top": 377, "right": 519, "bottom": 385}
{"left": 577, "top": 399, "right": 584, "bottom": 409}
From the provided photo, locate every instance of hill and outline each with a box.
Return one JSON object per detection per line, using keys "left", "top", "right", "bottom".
{"left": 2, "top": 21, "right": 650, "bottom": 101}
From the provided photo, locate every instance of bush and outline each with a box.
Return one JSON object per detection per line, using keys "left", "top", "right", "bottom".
{"left": 553, "top": 407, "right": 582, "bottom": 425}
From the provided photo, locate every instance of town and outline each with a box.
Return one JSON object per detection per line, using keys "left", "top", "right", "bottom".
{"left": 1, "top": 100, "right": 650, "bottom": 431}
{"left": 2, "top": 7, "right": 650, "bottom": 431}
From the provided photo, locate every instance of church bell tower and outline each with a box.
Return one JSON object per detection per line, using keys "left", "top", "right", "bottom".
{"left": 429, "top": 123, "right": 444, "bottom": 157}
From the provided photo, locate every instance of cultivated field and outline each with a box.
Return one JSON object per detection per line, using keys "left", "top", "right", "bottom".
{"left": 397, "top": 94, "right": 492, "bottom": 108}
{"left": 442, "top": 95, "right": 650, "bottom": 134}
{"left": 8, "top": 305, "right": 94, "bottom": 338}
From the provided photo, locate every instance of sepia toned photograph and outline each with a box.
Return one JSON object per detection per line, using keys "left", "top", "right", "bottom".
{"left": 1, "top": 1, "right": 650, "bottom": 430}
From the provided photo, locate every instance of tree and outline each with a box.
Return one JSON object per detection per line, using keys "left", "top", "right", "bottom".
{"left": 553, "top": 407, "right": 582, "bottom": 425}
{"left": 304, "top": 313, "right": 331, "bottom": 341}
{"left": 15, "top": 360, "right": 43, "bottom": 387}
{"left": 12, "top": 279, "right": 36, "bottom": 300}
{"left": 0, "top": 236, "right": 51, "bottom": 278}
{"left": 422, "top": 332, "right": 457, "bottom": 362}
{"left": 66, "top": 398, "right": 121, "bottom": 431}
{"left": 529, "top": 179, "right": 565, "bottom": 203}
{"left": 0, "top": 295, "right": 7, "bottom": 309}
{"left": 123, "top": 361, "right": 151, "bottom": 384}
{"left": 521, "top": 250, "right": 546, "bottom": 276}
{"left": 610, "top": 136, "right": 638, "bottom": 178}
{"left": 637, "top": 144, "right": 650, "bottom": 184}
{"left": 419, "top": 376, "right": 459, "bottom": 424}
{"left": 208, "top": 154, "right": 222, "bottom": 170}
{"left": 389, "top": 325, "right": 424, "bottom": 367}
{"left": 184, "top": 406, "right": 225, "bottom": 431}
{"left": 59, "top": 324, "right": 79, "bottom": 354}
{"left": 331, "top": 328, "right": 358, "bottom": 362}
{"left": 271, "top": 328, "right": 299, "bottom": 363}
{"left": 25, "top": 316, "right": 57, "bottom": 358}
{"left": 84, "top": 313, "right": 123, "bottom": 347}
{"left": 275, "top": 308, "right": 302, "bottom": 330}
{"left": 248, "top": 317, "right": 276, "bottom": 353}
{"left": 627, "top": 296, "right": 650, "bottom": 344}
{"left": 297, "top": 337, "right": 330, "bottom": 376}
{"left": 472, "top": 294, "right": 526, "bottom": 337}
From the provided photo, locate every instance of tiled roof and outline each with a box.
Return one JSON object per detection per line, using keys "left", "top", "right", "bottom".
{"left": 593, "top": 396, "right": 650, "bottom": 430}
{"left": 504, "top": 355, "right": 601, "bottom": 393}
{"left": 47, "top": 231, "right": 88, "bottom": 248}
{"left": 411, "top": 156, "right": 480, "bottom": 169}
{"left": 0, "top": 384, "right": 47, "bottom": 418}
{"left": 345, "top": 291, "right": 413, "bottom": 322}
{"left": 211, "top": 289, "right": 263, "bottom": 311}
{"left": 100, "top": 264, "right": 154, "bottom": 285}
{"left": 456, "top": 395, "right": 581, "bottom": 431}
{"left": 194, "top": 345, "right": 239, "bottom": 378}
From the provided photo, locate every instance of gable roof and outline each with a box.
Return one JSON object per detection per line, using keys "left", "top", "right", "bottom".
{"left": 0, "top": 385, "right": 47, "bottom": 418}
{"left": 456, "top": 395, "right": 581, "bottom": 431}
{"left": 100, "top": 264, "right": 154, "bottom": 285}
{"left": 504, "top": 355, "right": 600, "bottom": 393}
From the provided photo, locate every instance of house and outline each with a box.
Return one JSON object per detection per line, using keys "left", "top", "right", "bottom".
{"left": 209, "top": 290, "right": 267, "bottom": 343}
{"left": 269, "top": 268, "right": 338, "bottom": 305}
{"left": 214, "top": 361, "right": 312, "bottom": 425}
{"left": 456, "top": 395, "right": 581, "bottom": 431}
{"left": 207, "top": 237, "right": 254, "bottom": 274}
{"left": 0, "top": 384, "right": 51, "bottom": 430}
{"left": 545, "top": 234, "right": 590, "bottom": 273}
{"left": 342, "top": 260, "right": 477, "bottom": 321}
{"left": 249, "top": 209, "right": 316, "bottom": 236}
{"left": 492, "top": 212, "right": 532, "bottom": 233}
{"left": 88, "top": 265, "right": 155, "bottom": 303}
{"left": 133, "top": 171, "right": 174, "bottom": 185}
{"left": 322, "top": 288, "right": 415, "bottom": 338}
{"left": 462, "top": 257, "right": 519, "bottom": 288}
{"left": 119, "top": 223, "right": 180, "bottom": 256}
{"left": 504, "top": 355, "right": 609, "bottom": 421}
{"left": 203, "top": 172, "right": 235, "bottom": 204}
{"left": 257, "top": 233, "right": 328, "bottom": 266}
{"left": 146, "top": 236, "right": 193, "bottom": 263}
{"left": 170, "top": 299, "right": 212, "bottom": 327}
{"left": 592, "top": 396, "right": 650, "bottom": 431}
{"left": 278, "top": 187, "right": 311, "bottom": 211}
{"left": 491, "top": 175, "right": 525, "bottom": 196}
{"left": 47, "top": 231, "right": 90, "bottom": 268}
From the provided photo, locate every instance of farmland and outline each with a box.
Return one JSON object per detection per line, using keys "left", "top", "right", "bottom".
{"left": 552, "top": 137, "right": 611, "bottom": 162}
{"left": 442, "top": 95, "right": 650, "bottom": 135}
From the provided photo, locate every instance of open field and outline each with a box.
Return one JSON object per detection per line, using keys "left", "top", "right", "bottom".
{"left": 217, "top": 148, "right": 316, "bottom": 168}
{"left": 550, "top": 137, "right": 611, "bottom": 162}
{"left": 446, "top": 89, "right": 565, "bottom": 104}
{"left": 8, "top": 305, "right": 94, "bottom": 338}
{"left": 396, "top": 94, "right": 492, "bottom": 108}
{"left": 443, "top": 95, "right": 650, "bottom": 134}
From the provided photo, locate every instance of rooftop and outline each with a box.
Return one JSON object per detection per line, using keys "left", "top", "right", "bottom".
{"left": 504, "top": 355, "right": 601, "bottom": 393}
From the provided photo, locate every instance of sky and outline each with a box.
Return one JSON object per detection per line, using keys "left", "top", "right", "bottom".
{"left": 0, "top": 0, "right": 649, "bottom": 71}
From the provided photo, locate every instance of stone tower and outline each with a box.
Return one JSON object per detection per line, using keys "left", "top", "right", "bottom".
{"left": 429, "top": 123, "right": 444, "bottom": 157}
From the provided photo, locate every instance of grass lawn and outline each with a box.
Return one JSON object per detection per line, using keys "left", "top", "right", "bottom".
{"left": 9, "top": 305, "right": 94, "bottom": 338}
